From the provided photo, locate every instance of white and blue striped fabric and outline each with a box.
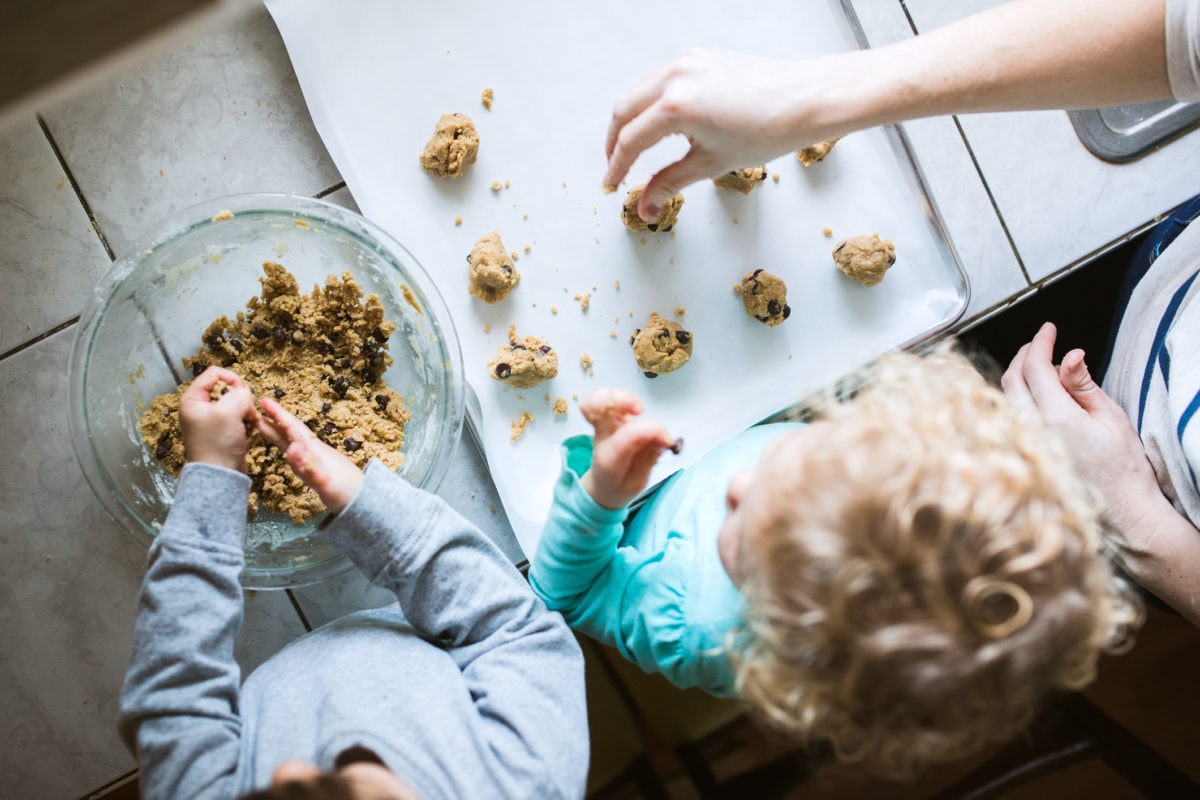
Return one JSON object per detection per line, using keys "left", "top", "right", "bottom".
{"left": 1104, "top": 221, "right": 1200, "bottom": 527}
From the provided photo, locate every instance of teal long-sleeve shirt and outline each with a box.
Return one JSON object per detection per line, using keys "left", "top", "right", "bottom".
{"left": 529, "top": 421, "right": 804, "bottom": 697}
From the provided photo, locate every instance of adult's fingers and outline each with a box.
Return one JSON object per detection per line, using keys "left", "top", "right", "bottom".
{"left": 640, "top": 148, "right": 721, "bottom": 221}
{"left": 1018, "top": 323, "right": 1082, "bottom": 416}
{"left": 603, "top": 98, "right": 681, "bottom": 194}
{"left": 605, "top": 63, "right": 672, "bottom": 162}
{"left": 1000, "top": 342, "right": 1033, "bottom": 406}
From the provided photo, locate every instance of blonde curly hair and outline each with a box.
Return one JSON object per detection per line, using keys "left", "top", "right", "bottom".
{"left": 730, "top": 343, "right": 1142, "bottom": 775}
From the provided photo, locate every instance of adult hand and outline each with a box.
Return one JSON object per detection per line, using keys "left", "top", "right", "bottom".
{"left": 256, "top": 396, "right": 363, "bottom": 515}
{"left": 179, "top": 366, "right": 259, "bottom": 472}
{"left": 1000, "top": 322, "right": 1166, "bottom": 545}
{"left": 603, "top": 48, "right": 845, "bottom": 221}
{"left": 579, "top": 388, "right": 679, "bottom": 510}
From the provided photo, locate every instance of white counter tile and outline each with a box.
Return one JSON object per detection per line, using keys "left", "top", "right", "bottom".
{"left": 0, "top": 116, "right": 111, "bottom": 354}
{"left": 38, "top": 4, "right": 341, "bottom": 259}
{"left": 0, "top": 329, "right": 307, "bottom": 798}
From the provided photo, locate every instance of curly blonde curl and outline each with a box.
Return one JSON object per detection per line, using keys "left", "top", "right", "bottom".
{"left": 730, "top": 343, "right": 1142, "bottom": 775}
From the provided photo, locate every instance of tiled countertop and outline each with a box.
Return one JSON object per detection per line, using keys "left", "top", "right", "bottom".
{"left": 2, "top": 2, "right": 1196, "bottom": 797}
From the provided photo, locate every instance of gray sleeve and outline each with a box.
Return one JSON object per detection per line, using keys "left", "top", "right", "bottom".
{"left": 1167, "top": 0, "right": 1200, "bottom": 101}
{"left": 322, "top": 460, "right": 589, "bottom": 800}
{"left": 117, "top": 463, "right": 251, "bottom": 800}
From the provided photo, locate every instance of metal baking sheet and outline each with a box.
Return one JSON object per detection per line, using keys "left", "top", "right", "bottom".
{"left": 266, "top": 0, "right": 968, "bottom": 557}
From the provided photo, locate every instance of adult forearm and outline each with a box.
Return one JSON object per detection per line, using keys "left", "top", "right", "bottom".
{"left": 811, "top": 0, "right": 1171, "bottom": 138}
{"left": 1112, "top": 493, "right": 1200, "bottom": 627}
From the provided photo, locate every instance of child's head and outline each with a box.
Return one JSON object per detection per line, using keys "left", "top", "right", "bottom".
{"left": 724, "top": 343, "right": 1142, "bottom": 774}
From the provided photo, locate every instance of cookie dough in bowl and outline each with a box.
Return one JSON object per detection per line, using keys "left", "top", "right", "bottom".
{"left": 68, "top": 194, "right": 464, "bottom": 589}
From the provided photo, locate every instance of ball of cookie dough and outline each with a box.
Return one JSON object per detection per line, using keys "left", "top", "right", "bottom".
{"left": 630, "top": 312, "right": 693, "bottom": 378}
{"left": 467, "top": 231, "right": 519, "bottom": 304}
{"left": 833, "top": 234, "right": 896, "bottom": 287}
{"left": 419, "top": 113, "right": 480, "bottom": 178}
{"left": 489, "top": 326, "right": 558, "bottom": 388}
{"left": 712, "top": 166, "right": 768, "bottom": 195}
{"left": 796, "top": 138, "right": 839, "bottom": 166}
{"left": 740, "top": 268, "right": 791, "bottom": 327}
{"left": 620, "top": 184, "right": 684, "bottom": 233}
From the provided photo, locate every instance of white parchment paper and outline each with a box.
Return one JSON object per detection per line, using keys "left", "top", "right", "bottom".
{"left": 266, "top": 0, "right": 967, "bottom": 557}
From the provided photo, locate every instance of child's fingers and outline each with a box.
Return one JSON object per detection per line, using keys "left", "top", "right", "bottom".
{"left": 216, "top": 385, "right": 258, "bottom": 420}
{"left": 597, "top": 418, "right": 675, "bottom": 470}
{"left": 257, "top": 395, "right": 314, "bottom": 447}
{"left": 580, "top": 387, "right": 645, "bottom": 437}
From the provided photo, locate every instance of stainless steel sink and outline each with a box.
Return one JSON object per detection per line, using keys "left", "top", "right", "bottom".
{"left": 1069, "top": 100, "right": 1200, "bottom": 162}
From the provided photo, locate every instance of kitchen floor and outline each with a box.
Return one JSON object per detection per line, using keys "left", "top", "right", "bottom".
{"left": 2, "top": 6, "right": 1196, "bottom": 800}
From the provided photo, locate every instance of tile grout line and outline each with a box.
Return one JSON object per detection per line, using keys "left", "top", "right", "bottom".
{"left": 314, "top": 181, "right": 347, "bottom": 200}
{"left": 0, "top": 316, "right": 80, "bottom": 362}
{"left": 37, "top": 114, "right": 117, "bottom": 263}
{"left": 285, "top": 588, "right": 314, "bottom": 632}
{"left": 78, "top": 768, "right": 137, "bottom": 800}
{"left": 897, "top": 0, "right": 1030, "bottom": 286}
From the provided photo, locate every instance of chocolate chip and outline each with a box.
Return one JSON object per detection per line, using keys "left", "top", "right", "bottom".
{"left": 783, "top": 304, "right": 792, "bottom": 319}
{"left": 372, "top": 327, "right": 389, "bottom": 342}
{"left": 508, "top": 342, "right": 527, "bottom": 351}
{"left": 646, "top": 223, "right": 658, "bottom": 232}
{"left": 375, "top": 394, "right": 389, "bottom": 411}
{"left": 644, "top": 371, "right": 658, "bottom": 378}
{"left": 495, "top": 363, "right": 512, "bottom": 379}
{"left": 452, "top": 129, "right": 461, "bottom": 140}
{"left": 317, "top": 341, "right": 334, "bottom": 355}
{"left": 727, "top": 170, "right": 738, "bottom": 176}
{"left": 767, "top": 300, "right": 781, "bottom": 316}
{"left": 755, "top": 315, "right": 769, "bottom": 322}
{"left": 361, "top": 369, "right": 376, "bottom": 385}
{"left": 154, "top": 438, "right": 171, "bottom": 460}
{"left": 758, "top": 172, "right": 767, "bottom": 181}
{"left": 343, "top": 438, "right": 362, "bottom": 452}
{"left": 662, "top": 225, "right": 673, "bottom": 233}
{"left": 538, "top": 345, "right": 552, "bottom": 355}
{"left": 675, "top": 330, "right": 691, "bottom": 345}
{"left": 657, "top": 327, "right": 670, "bottom": 339}
{"left": 887, "top": 254, "right": 896, "bottom": 266}
{"left": 669, "top": 437, "right": 684, "bottom": 455}
{"left": 501, "top": 264, "right": 512, "bottom": 275}
{"left": 331, "top": 376, "right": 349, "bottom": 397}
{"left": 251, "top": 325, "right": 269, "bottom": 339}
{"left": 337, "top": 358, "right": 351, "bottom": 369}
{"left": 322, "top": 422, "right": 337, "bottom": 436}
{"left": 229, "top": 338, "right": 244, "bottom": 354}
{"left": 752, "top": 268, "right": 764, "bottom": 278}
{"left": 466, "top": 254, "right": 472, "bottom": 263}
{"left": 834, "top": 242, "right": 846, "bottom": 254}
{"left": 370, "top": 351, "right": 385, "bottom": 366}
{"left": 271, "top": 326, "right": 287, "bottom": 342}
{"left": 273, "top": 387, "right": 286, "bottom": 399}
{"left": 321, "top": 402, "right": 331, "bottom": 414}
{"left": 203, "top": 331, "right": 224, "bottom": 349}
{"left": 191, "top": 361, "right": 207, "bottom": 377}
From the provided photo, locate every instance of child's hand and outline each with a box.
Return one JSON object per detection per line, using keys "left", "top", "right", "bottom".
{"left": 180, "top": 366, "right": 259, "bottom": 472}
{"left": 579, "top": 388, "right": 680, "bottom": 510}
{"left": 256, "top": 395, "right": 364, "bottom": 515}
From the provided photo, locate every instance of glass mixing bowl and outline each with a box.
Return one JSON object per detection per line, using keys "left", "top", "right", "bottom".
{"left": 69, "top": 194, "right": 464, "bottom": 588}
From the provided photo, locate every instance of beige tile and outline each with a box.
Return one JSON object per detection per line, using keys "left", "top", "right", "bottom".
{"left": 0, "top": 115, "right": 110, "bottom": 354}
{"left": 0, "top": 329, "right": 306, "bottom": 798}
{"left": 38, "top": 4, "right": 341, "bottom": 259}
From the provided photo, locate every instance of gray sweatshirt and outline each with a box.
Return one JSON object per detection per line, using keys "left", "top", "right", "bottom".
{"left": 118, "top": 460, "right": 589, "bottom": 800}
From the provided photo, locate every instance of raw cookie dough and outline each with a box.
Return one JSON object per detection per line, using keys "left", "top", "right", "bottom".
{"left": 797, "top": 138, "right": 839, "bottom": 166}
{"left": 138, "top": 261, "right": 411, "bottom": 524}
{"left": 630, "top": 312, "right": 693, "bottom": 378}
{"left": 740, "top": 268, "right": 791, "bottom": 327}
{"left": 620, "top": 184, "right": 684, "bottom": 233}
{"left": 419, "top": 113, "right": 480, "bottom": 178}
{"left": 712, "top": 166, "right": 768, "bottom": 195}
{"left": 833, "top": 234, "right": 896, "bottom": 287}
{"left": 489, "top": 325, "right": 559, "bottom": 388}
{"left": 467, "top": 231, "right": 520, "bottom": 303}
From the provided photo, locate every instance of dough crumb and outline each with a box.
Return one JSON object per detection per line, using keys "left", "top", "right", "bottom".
{"left": 491, "top": 181, "right": 503, "bottom": 191}
{"left": 614, "top": 279, "right": 620, "bottom": 290}
{"left": 579, "top": 353, "right": 593, "bottom": 370}
{"left": 573, "top": 292, "right": 591, "bottom": 312}
{"left": 551, "top": 305, "right": 558, "bottom": 314}
{"left": 822, "top": 226, "right": 833, "bottom": 237}
{"left": 772, "top": 173, "right": 780, "bottom": 183}
{"left": 510, "top": 411, "right": 534, "bottom": 442}
{"left": 455, "top": 216, "right": 463, "bottom": 226}
{"left": 797, "top": 138, "right": 839, "bottom": 166}
{"left": 420, "top": 113, "right": 479, "bottom": 178}
{"left": 553, "top": 397, "right": 569, "bottom": 415}
{"left": 211, "top": 209, "right": 233, "bottom": 222}
{"left": 675, "top": 307, "right": 686, "bottom": 316}
{"left": 481, "top": 87, "right": 494, "bottom": 109}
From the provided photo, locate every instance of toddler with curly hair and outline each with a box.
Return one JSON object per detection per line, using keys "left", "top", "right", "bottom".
{"left": 529, "top": 343, "right": 1142, "bottom": 773}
